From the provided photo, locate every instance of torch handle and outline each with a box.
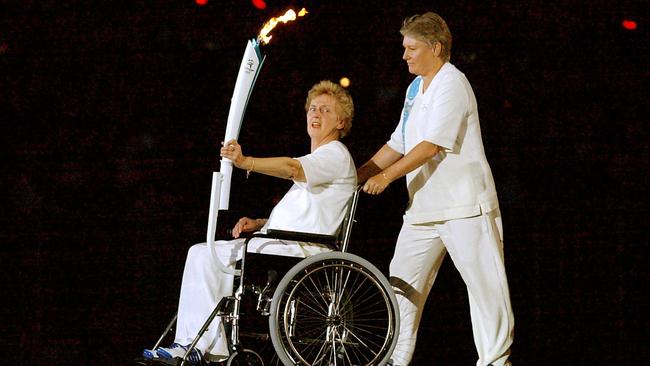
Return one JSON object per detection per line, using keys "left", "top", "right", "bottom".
{"left": 218, "top": 160, "right": 233, "bottom": 210}
{"left": 205, "top": 171, "right": 237, "bottom": 274}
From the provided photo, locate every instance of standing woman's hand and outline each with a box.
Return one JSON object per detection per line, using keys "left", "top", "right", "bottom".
{"left": 362, "top": 172, "right": 392, "bottom": 195}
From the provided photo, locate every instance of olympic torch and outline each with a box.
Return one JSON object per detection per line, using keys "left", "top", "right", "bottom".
{"left": 207, "top": 8, "right": 308, "bottom": 252}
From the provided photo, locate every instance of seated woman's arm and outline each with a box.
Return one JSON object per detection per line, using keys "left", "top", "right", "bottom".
{"left": 220, "top": 139, "right": 306, "bottom": 182}
{"left": 231, "top": 217, "right": 268, "bottom": 238}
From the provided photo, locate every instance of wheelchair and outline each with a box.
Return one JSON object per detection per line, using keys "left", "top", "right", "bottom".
{"left": 139, "top": 187, "right": 399, "bottom": 366}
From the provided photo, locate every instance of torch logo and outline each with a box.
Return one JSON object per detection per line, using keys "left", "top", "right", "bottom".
{"left": 245, "top": 59, "right": 255, "bottom": 74}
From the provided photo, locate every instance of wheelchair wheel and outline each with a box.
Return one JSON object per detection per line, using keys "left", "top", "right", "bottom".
{"left": 227, "top": 348, "right": 264, "bottom": 366}
{"left": 269, "top": 252, "right": 399, "bottom": 366}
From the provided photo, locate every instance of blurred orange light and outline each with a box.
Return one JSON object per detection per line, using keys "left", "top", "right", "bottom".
{"left": 622, "top": 19, "right": 637, "bottom": 30}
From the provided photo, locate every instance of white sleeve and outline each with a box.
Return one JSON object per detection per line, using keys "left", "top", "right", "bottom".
{"left": 421, "top": 75, "right": 469, "bottom": 151}
{"left": 387, "top": 116, "right": 405, "bottom": 154}
{"left": 295, "top": 142, "right": 351, "bottom": 187}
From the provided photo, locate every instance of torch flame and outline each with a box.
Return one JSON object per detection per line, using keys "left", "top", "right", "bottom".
{"left": 258, "top": 8, "right": 308, "bottom": 45}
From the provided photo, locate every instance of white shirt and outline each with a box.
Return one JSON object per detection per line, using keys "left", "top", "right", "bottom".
{"left": 265, "top": 140, "right": 357, "bottom": 235}
{"left": 388, "top": 63, "right": 499, "bottom": 223}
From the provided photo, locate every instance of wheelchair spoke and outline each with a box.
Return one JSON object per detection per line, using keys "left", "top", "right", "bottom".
{"left": 300, "top": 330, "right": 331, "bottom": 364}
{"left": 333, "top": 264, "right": 351, "bottom": 308}
{"left": 344, "top": 322, "right": 385, "bottom": 351}
{"left": 305, "top": 267, "right": 337, "bottom": 312}
{"left": 302, "top": 276, "right": 329, "bottom": 312}
{"left": 292, "top": 291, "right": 327, "bottom": 319}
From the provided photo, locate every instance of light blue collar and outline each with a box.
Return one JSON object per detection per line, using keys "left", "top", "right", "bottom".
{"left": 401, "top": 76, "right": 422, "bottom": 151}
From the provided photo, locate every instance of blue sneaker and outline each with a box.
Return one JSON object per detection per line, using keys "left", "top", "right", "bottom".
{"left": 142, "top": 348, "right": 157, "bottom": 359}
{"left": 157, "top": 344, "right": 205, "bottom": 365}
{"left": 142, "top": 342, "right": 182, "bottom": 360}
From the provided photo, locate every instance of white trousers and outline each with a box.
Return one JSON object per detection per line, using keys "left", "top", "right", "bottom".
{"left": 389, "top": 209, "right": 514, "bottom": 366}
{"left": 173, "top": 238, "right": 332, "bottom": 360}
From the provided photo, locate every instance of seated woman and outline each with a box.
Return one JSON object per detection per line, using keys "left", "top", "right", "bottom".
{"left": 143, "top": 80, "right": 356, "bottom": 364}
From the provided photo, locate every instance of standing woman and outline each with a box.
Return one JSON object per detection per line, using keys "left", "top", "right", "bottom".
{"left": 357, "top": 12, "right": 514, "bottom": 366}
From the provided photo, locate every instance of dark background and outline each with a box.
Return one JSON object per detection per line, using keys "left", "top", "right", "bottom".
{"left": 1, "top": 0, "right": 648, "bottom": 365}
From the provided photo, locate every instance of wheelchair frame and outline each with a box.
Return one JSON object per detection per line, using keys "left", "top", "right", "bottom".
{"left": 146, "top": 187, "right": 399, "bottom": 366}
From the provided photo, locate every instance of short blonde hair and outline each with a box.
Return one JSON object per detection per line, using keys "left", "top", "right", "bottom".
{"left": 305, "top": 80, "right": 354, "bottom": 138}
{"left": 400, "top": 12, "right": 452, "bottom": 62}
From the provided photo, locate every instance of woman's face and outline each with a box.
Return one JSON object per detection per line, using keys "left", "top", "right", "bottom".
{"left": 306, "top": 94, "right": 344, "bottom": 145}
{"left": 402, "top": 35, "right": 438, "bottom": 77}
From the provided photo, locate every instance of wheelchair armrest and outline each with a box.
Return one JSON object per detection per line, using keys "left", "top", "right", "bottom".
{"left": 250, "top": 230, "right": 339, "bottom": 250}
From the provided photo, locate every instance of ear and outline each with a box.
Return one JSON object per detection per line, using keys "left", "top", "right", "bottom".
{"left": 433, "top": 42, "right": 442, "bottom": 57}
{"left": 336, "top": 119, "right": 345, "bottom": 130}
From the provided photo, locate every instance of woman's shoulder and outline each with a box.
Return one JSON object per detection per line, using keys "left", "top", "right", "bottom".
{"left": 438, "top": 63, "right": 469, "bottom": 84}
{"left": 430, "top": 64, "right": 471, "bottom": 97}
{"left": 314, "top": 141, "right": 355, "bottom": 168}
{"left": 317, "top": 140, "right": 352, "bottom": 155}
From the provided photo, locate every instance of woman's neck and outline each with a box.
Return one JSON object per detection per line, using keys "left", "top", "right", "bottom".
{"left": 421, "top": 60, "right": 446, "bottom": 92}
{"left": 310, "top": 136, "right": 337, "bottom": 152}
